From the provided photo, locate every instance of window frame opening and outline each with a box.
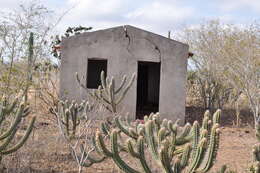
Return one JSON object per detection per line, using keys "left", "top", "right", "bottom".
{"left": 86, "top": 58, "right": 107, "bottom": 89}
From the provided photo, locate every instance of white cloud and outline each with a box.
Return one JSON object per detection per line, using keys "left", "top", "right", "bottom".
{"left": 55, "top": 0, "right": 195, "bottom": 35}
{"left": 124, "top": 1, "right": 195, "bottom": 33}
{"left": 126, "top": 2, "right": 193, "bottom": 21}
{"left": 66, "top": 0, "right": 126, "bottom": 19}
{"left": 53, "top": 0, "right": 129, "bottom": 32}
{"left": 217, "top": 0, "right": 260, "bottom": 12}
{"left": 1, "top": 0, "right": 21, "bottom": 9}
{"left": 2, "top": 0, "right": 258, "bottom": 38}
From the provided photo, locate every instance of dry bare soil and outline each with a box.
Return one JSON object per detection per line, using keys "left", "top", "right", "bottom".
{"left": 2, "top": 109, "right": 257, "bottom": 173}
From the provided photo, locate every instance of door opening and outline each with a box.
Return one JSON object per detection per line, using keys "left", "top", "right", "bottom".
{"left": 136, "top": 61, "right": 161, "bottom": 119}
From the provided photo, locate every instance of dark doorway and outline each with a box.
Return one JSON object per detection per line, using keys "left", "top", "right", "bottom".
{"left": 87, "top": 59, "right": 107, "bottom": 89}
{"left": 136, "top": 61, "right": 161, "bottom": 119}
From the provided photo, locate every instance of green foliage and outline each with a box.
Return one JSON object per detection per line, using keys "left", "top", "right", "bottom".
{"left": 64, "top": 26, "right": 93, "bottom": 37}
{"left": 79, "top": 110, "right": 221, "bottom": 173}
{"left": 0, "top": 66, "right": 27, "bottom": 96}
{"left": 51, "top": 26, "right": 92, "bottom": 59}
{"left": 0, "top": 95, "right": 36, "bottom": 163}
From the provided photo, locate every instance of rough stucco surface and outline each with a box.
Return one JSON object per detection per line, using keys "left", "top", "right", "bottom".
{"left": 60, "top": 25, "right": 188, "bottom": 123}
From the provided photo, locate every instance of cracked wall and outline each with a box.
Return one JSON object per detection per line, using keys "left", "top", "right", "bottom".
{"left": 60, "top": 25, "right": 188, "bottom": 123}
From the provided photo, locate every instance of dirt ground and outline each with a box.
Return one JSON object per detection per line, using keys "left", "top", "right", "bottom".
{"left": 2, "top": 108, "right": 257, "bottom": 173}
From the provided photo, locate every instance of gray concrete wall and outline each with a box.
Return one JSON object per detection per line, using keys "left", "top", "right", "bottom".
{"left": 60, "top": 25, "right": 188, "bottom": 123}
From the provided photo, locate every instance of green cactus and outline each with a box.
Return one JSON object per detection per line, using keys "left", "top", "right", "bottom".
{"left": 54, "top": 100, "right": 92, "bottom": 138}
{"left": 0, "top": 95, "right": 36, "bottom": 163}
{"left": 24, "top": 32, "right": 34, "bottom": 102}
{"left": 79, "top": 109, "right": 221, "bottom": 173}
{"left": 76, "top": 71, "right": 135, "bottom": 113}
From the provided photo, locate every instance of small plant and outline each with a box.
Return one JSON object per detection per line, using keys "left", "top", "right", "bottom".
{"left": 55, "top": 99, "right": 95, "bottom": 173}
{"left": 76, "top": 71, "right": 135, "bottom": 113}
{"left": 79, "top": 109, "right": 221, "bottom": 173}
{"left": 54, "top": 100, "right": 92, "bottom": 138}
{"left": 0, "top": 95, "right": 36, "bottom": 163}
{"left": 35, "top": 60, "right": 59, "bottom": 124}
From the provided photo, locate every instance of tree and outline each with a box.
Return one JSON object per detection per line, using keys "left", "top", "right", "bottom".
{"left": 179, "top": 20, "right": 233, "bottom": 112}
{"left": 0, "top": 2, "right": 59, "bottom": 96}
{"left": 51, "top": 26, "right": 92, "bottom": 60}
{"left": 179, "top": 20, "right": 260, "bottom": 127}
{"left": 215, "top": 22, "right": 260, "bottom": 127}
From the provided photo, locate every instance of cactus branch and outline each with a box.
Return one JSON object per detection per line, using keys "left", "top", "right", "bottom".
{"left": 0, "top": 96, "right": 36, "bottom": 163}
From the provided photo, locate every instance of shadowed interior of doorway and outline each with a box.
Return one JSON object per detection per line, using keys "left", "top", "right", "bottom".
{"left": 136, "top": 61, "right": 161, "bottom": 119}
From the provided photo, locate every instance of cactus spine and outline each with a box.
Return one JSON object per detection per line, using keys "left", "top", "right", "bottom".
{"left": 80, "top": 110, "right": 221, "bottom": 173}
{"left": 0, "top": 96, "right": 36, "bottom": 163}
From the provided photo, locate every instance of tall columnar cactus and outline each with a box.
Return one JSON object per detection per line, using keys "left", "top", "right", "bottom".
{"left": 54, "top": 100, "right": 91, "bottom": 138}
{"left": 0, "top": 96, "right": 36, "bottom": 163}
{"left": 76, "top": 71, "right": 135, "bottom": 113}
{"left": 80, "top": 110, "right": 221, "bottom": 173}
{"left": 25, "top": 32, "right": 34, "bottom": 102}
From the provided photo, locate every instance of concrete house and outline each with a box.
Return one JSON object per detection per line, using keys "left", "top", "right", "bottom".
{"left": 60, "top": 25, "right": 189, "bottom": 123}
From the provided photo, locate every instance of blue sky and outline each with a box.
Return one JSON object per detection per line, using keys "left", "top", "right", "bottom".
{"left": 1, "top": 0, "right": 260, "bottom": 36}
